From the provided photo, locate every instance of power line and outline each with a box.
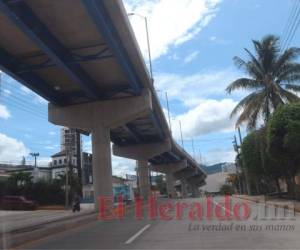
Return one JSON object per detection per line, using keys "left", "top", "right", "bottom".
{"left": 281, "top": 0, "right": 300, "bottom": 51}
{"left": 3, "top": 94, "right": 47, "bottom": 117}
{"left": 2, "top": 99, "right": 47, "bottom": 120}
{"left": 281, "top": 0, "right": 299, "bottom": 44}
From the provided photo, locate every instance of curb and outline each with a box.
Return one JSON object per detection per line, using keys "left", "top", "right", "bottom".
{"left": 0, "top": 203, "right": 136, "bottom": 249}
{"left": 0, "top": 212, "right": 98, "bottom": 249}
{"left": 234, "top": 195, "right": 300, "bottom": 213}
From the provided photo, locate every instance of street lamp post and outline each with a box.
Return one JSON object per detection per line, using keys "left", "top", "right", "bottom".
{"left": 30, "top": 152, "right": 39, "bottom": 183}
{"left": 30, "top": 152, "right": 39, "bottom": 167}
{"left": 128, "top": 13, "right": 153, "bottom": 81}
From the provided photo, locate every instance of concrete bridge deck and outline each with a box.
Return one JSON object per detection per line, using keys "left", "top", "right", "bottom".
{"left": 0, "top": 0, "right": 206, "bottom": 207}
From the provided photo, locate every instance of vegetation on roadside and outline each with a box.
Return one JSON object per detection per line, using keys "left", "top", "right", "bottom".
{"left": 0, "top": 172, "right": 68, "bottom": 205}
{"left": 226, "top": 35, "right": 300, "bottom": 200}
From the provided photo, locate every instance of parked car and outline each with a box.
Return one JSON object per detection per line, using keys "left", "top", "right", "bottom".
{"left": 0, "top": 196, "right": 37, "bottom": 210}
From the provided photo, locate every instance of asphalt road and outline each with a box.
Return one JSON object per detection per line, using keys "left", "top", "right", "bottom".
{"left": 18, "top": 197, "right": 300, "bottom": 249}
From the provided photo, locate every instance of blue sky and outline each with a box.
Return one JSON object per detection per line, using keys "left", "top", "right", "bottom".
{"left": 0, "top": 0, "right": 297, "bottom": 175}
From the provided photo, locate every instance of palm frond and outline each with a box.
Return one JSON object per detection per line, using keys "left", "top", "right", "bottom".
{"left": 284, "top": 84, "right": 300, "bottom": 92}
{"left": 278, "top": 86, "right": 300, "bottom": 103}
{"left": 226, "top": 78, "right": 262, "bottom": 93}
{"left": 274, "top": 47, "right": 300, "bottom": 73}
{"left": 230, "top": 91, "right": 264, "bottom": 118}
{"left": 244, "top": 48, "right": 264, "bottom": 76}
{"left": 276, "top": 63, "right": 300, "bottom": 82}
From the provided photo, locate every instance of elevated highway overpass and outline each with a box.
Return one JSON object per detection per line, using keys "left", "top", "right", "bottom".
{"left": 0, "top": 0, "right": 206, "bottom": 208}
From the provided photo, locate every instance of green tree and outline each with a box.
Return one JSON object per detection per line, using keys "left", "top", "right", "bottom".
{"left": 7, "top": 172, "right": 33, "bottom": 187}
{"left": 219, "top": 184, "right": 234, "bottom": 195}
{"left": 226, "top": 35, "right": 300, "bottom": 129}
{"left": 267, "top": 102, "right": 300, "bottom": 198}
{"left": 241, "top": 128, "right": 281, "bottom": 195}
{"left": 241, "top": 130, "right": 264, "bottom": 194}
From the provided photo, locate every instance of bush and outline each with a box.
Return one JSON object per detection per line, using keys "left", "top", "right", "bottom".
{"left": 219, "top": 184, "right": 234, "bottom": 195}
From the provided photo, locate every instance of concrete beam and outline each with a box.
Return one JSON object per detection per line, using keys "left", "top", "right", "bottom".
{"left": 174, "top": 168, "right": 196, "bottom": 180}
{"left": 187, "top": 174, "right": 206, "bottom": 186}
{"left": 112, "top": 139, "right": 171, "bottom": 160}
{"left": 49, "top": 89, "right": 152, "bottom": 132}
{"left": 150, "top": 160, "right": 187, "bottom": 174}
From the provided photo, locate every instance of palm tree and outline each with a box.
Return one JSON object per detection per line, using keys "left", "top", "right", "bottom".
{"left": 226, "top": 35, "right": 300, "bottom": 129}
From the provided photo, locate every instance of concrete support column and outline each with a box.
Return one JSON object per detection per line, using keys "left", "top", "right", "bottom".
{"left": 137, "top": 160, "right": 150, "bottom": 200}
{"left": 92, "top": 125, "right": 113, "bottom": 210}
{"left": 191, "top": 184, "right": 200, "bottom": 198}
{"left": 181, "top": 180, "right": 188, "bottom": 198}
{"left": 166, "top": 172, "right": 176, "bottom": 198}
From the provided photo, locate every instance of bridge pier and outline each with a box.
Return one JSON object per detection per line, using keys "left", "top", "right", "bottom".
{"left": 48, "top": 90, "right": 152, "bottom": 211}
{"left": 91, "top": 125, "right": 113, "bottom": 209}
{"left": 150, "top": 160, "right": 187, "bottom": 199}
{"left": 137, "top": 160, "right": 150, "bottom": 200}
{"left": 113, "top": 140, "right": 171, "bottom": 200}
{"left": 166, "top": 171, "right": 176, "bottom": 198}
{"left": 190, "top": 184, "right": 200, "bottom": 198}
{"left": 181, "top": 180, "right": 188, "bottom": 198}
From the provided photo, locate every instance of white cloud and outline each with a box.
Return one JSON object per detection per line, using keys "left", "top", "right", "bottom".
{"left": 183, "top": 51, "right": 199, "bottom": 64}
{"left": 125, "top": 0, "right": 222, "bottom": 60}
{"left": 112, "top": 155, "right": 136, "bottom": 177}
{"left": 3, "top": 89, "right": 11, "bottom": 97}
{"left": 0, "top": 104, "right": 10, "bottom": 119}
{"left": 0, "top": 133, "right": 29, "bottom": 162}
{"left": 83, "top": 139, "right": 136, "bottom": 177}
{"left": 156, "top": 68, "right": 243, "bottom": 108}
{"left": 36, "top": 157, "right": 52, "bottom": 166}
{"left": 171, "top": 98, "right": 237, "bottom": 139}
{"left": 210, "top": 36, "right": 217, "bottom": 41}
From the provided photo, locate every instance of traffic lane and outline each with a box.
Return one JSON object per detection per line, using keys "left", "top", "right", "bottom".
{"left": 130, "top": 196, "right": 300, "bottom": 249}
{"left": 18, "top": 204, "right": 158, "bottom": 249}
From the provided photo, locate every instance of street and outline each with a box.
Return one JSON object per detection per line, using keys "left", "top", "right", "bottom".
{"left": 17, "top": 197, "right": 300, "bottom": 249}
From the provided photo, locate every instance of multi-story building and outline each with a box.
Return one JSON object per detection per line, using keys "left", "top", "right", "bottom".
{"left": 50, "top": 127, "right": 94, "bottom": 199}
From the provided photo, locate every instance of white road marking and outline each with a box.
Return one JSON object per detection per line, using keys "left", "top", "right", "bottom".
{"left": 125, "top": 224, "right": 151, "bottom": 244}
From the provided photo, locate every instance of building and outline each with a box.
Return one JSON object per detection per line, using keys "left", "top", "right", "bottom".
{"left": 51, "top": 127, "right": 94, "bottom": 200}
{"left": 60, "top": 128, "right": 81, "bottom": 155}
{"left": 0, "top": 164, "right": 51, "bottom": 182}
{"left": 201, "top": 162, "right": 236, "bottom": 194}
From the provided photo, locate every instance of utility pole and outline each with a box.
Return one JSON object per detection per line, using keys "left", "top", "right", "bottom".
{"left": 75, "top": 129, "right": 83, "bottom": 197}
{"left": 128, "top": 13, "right": 153, "bottom": 81}
{"left": 198, "top": 149, "right": 202, "bottom": 164}
{"left": 238, "top": 127, "right": 243, "bottom": 145}
{"left": 233, "top": 136, "right": 242, "bottom": 194}
{"left": 179, "top": 120, "right": 184, "bottom": 149}
{"left": 191, "top": 138, "right": 195, "bottom": 159}
{"left": 165, "top": 92, "right": 172, "bottom": 135}
{"left": 234, "top": 130, "right": 251, "bottom": 195}
{"left": 64, "top": 131, "right": 75, "bottom": 209}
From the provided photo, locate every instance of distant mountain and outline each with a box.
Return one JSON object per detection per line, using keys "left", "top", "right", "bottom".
{"left": 203, "top": 162, "right": 228, "bottom": 175}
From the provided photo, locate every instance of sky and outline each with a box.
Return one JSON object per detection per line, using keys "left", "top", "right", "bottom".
{"left": 0, "top": 0, "right": 297, "bottom": 176}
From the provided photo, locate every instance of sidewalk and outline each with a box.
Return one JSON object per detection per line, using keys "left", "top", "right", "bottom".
{"left": 234, "top": 195, "right": 300, "bottom": 213}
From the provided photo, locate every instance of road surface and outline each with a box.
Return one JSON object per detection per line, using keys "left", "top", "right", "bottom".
{"left": 17, "top": 197, "right": 300, "bottom": 249}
